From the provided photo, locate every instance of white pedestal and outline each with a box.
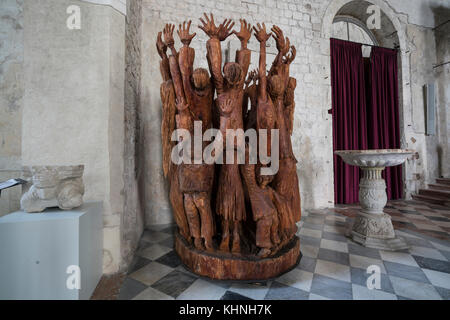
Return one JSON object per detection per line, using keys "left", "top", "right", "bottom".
{"left": 0, "top": 201, "right": 103, "bottom": 300}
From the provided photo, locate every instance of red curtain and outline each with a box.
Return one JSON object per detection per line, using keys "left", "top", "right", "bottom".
{"left": 368, "top": 47, "right": 402, "bottom": 199}
{"left": 331, "top": 38, "right": 368, "bottom": 204}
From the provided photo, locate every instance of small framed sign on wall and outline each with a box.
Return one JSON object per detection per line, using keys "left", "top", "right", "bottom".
{"left": 425, "top": 82, "right": 436, "bottom": 136}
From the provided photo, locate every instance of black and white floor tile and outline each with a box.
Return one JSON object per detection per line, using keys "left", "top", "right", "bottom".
{"left": 118, "top": 200, "right": 450, "bottom": 300}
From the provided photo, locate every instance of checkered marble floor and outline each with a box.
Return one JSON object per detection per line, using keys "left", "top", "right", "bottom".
{"left": 118, "top": 200, "right": 450, "bottom": 300}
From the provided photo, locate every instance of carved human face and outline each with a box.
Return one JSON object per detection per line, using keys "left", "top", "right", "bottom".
{"left": 223, "top": 62, "right": 242, "bottom": 87}
{"left": 192, "top": 68, "right": 209, "bottom": 90}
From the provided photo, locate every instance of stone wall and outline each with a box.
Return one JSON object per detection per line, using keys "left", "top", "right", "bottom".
{"left": 0, "top": 0, "right": 24, "bottom": 216}
{"left": 122, "top": 0, "right": 145, "bottom": 270}
{"left": 141, "top": 0, "right": 450, "bottom": 225}
{"left": 0, "top": 0, "right": 135, "bottom": 274}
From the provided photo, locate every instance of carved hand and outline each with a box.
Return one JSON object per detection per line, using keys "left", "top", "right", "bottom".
{"left": 199, "top": 13, "right": 234, "bottom": 41}
{"left": 253, "top": 23, "right": 271, "bottom": 43}
{"left": 156, "top": 31, "right": 167, "bottom": 58}
{"left": 252, "top": 68, "right": 260, "bottom": 82}
{"left": 163, "top": 23, "right": 175, "bottom": 48}
{"left": 219, "top": 98, "right": 234, "bottom": 114}
{"left": 233, "top": 19, "right": 252, "bottom": 47}
{"left": 217, "top": 19, "right": 235, "bottom": 41}
{"left": 199, "top": 13, "right": 218, "bottom": 39}
{"left": 283, "top": 45, "right": 296, "bottom": 64}
{"left": 177, "top": 20, "right": 196, "bottom": 46}
{"left": 175, "top": 98, "right": 189, "bottom": 112}
{"left": 245, "top": 69, "right": 259, "bottom": 86}
{"left": 271, "top": 25, "right": 289, "bottom": 54}
{"left": 244, "top": 71, "right": 254, "bottom": 86}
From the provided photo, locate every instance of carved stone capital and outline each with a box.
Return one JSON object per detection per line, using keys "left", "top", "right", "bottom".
{"left": 20, "top": 165, "right": 85, "bottom": 213}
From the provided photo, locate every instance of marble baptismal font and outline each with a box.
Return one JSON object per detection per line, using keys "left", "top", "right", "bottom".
{"left": 335, "top": 149, "right": 414, "bottom": 250}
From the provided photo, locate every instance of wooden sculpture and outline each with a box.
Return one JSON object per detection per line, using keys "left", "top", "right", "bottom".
{"left": 157, "top": 14, "right": 302, "bottom": 280}
{"left": 157, "top": 31, "right": 190, "bottom": 242}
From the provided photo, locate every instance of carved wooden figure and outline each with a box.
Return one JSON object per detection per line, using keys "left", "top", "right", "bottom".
{"left": 157, "top": 31, "right": 190, "bottom": 242}
{"left": 240, "top": 145, "right": 281, "bottom": 258}
{"left": 243, "top": 69, "right": 259, "bottom": 131}
{"left": 157, "top": 14, "right": 302, "bottom": 280}
{"left": 163, "top": 23, "right": 216, "bottom": 252}
{"left": 200, "top": 14, "right": 252, "bottom": 254}
{"left": 268, "top": 25, "right": 301, "bottom": 244}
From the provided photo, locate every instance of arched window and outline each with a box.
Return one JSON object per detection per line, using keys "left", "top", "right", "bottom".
{"left": 332, "top": 15, "right": 378, "bottom": 57}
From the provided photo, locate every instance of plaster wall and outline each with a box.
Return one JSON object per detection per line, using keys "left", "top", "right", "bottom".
{"left": 387, "top": 0, "right": 445, "bottom": 28}
{"left": 0, "top": 0, "right": 24, "bottom": 216}
{"left": 20, "top": 0, "right": 125, "bottom": 274}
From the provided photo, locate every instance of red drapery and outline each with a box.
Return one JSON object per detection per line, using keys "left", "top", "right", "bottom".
{"left": 331, "top": 39, "right": 402, "bottom": 204}
{"left": 331, "top": 38, "right": 368, "bottom": 204}
{"left": 368, "top": 47, "right": 402, "bottom": 200}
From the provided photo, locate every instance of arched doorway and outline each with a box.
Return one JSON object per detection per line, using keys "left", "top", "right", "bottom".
{"left": 322, "top": 0, "right": 412, "bottom": 204}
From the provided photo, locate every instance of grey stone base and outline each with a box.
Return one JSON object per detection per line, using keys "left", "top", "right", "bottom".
{"left": 350, "top": 230, "right": 409, "bottom": 251}
{"left": 348, "top": 212, "right": 410, "bottom": 251}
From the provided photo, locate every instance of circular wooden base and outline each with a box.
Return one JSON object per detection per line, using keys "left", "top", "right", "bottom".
{"left": 174, "top": 234, "right": 301, "bottom": 281}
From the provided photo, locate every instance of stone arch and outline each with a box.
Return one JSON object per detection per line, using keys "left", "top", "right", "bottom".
{"left": 322, "top": 0, "right": 407, "bottom": 51}
{"left": 322, "top": 0, "right": 415, "bottom": 199}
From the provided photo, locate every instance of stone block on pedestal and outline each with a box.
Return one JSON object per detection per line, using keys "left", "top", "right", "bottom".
{"left": 20, "top": 165, "right": 85, "bottom": 213}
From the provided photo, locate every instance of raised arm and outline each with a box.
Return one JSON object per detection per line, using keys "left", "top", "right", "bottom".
{"left": 244, "top": 69, "right": 259, "bottom": 108}
{"left": 283, "top": 45, "right": 297, "bottom": 66}
{"left": 169, "top": 55, "right": 186, "bottom": 106}
{"left": 243, "top": 70, "right": 258, "bottom": 129}
{"left": 284, "top": 77, "right": 296, "bottom": 135}
{"left": 163, "top": 24, "right": 178, "bottom": 57}
{"left": 206, "top": 38, "right": 223, "bottom": 94}
{"left": 199, "top": 13, "right": 234, "bottom": 95}
{"left": 269, "top": 25, "right": 290, "bottom": 75}
{"left": 253, "top": 23, "right": 271, "bottom": 102}
{"left": 156, "top": 31, "right": 171, "bottom": 81}
{"left": 177, "top": 21, "right": 196, "bottom": 106}
{"left": 164, "top": 23, "right": 186, "bottom": 105}
{"left": 233, "top": 19, "right": 252, "bottom": 78}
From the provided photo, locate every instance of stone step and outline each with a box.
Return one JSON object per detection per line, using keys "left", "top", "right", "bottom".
{"left": 436, "top": 178, "right": 450, "bottom": 185}
{"left": 419, "top": 188, "right": 450, "bottom": 199}
{"left": 412, "top": 194, "right": 450, "bottom": 207}
{"left": 429, "top": 183, "right": 450, "bottom": 191}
